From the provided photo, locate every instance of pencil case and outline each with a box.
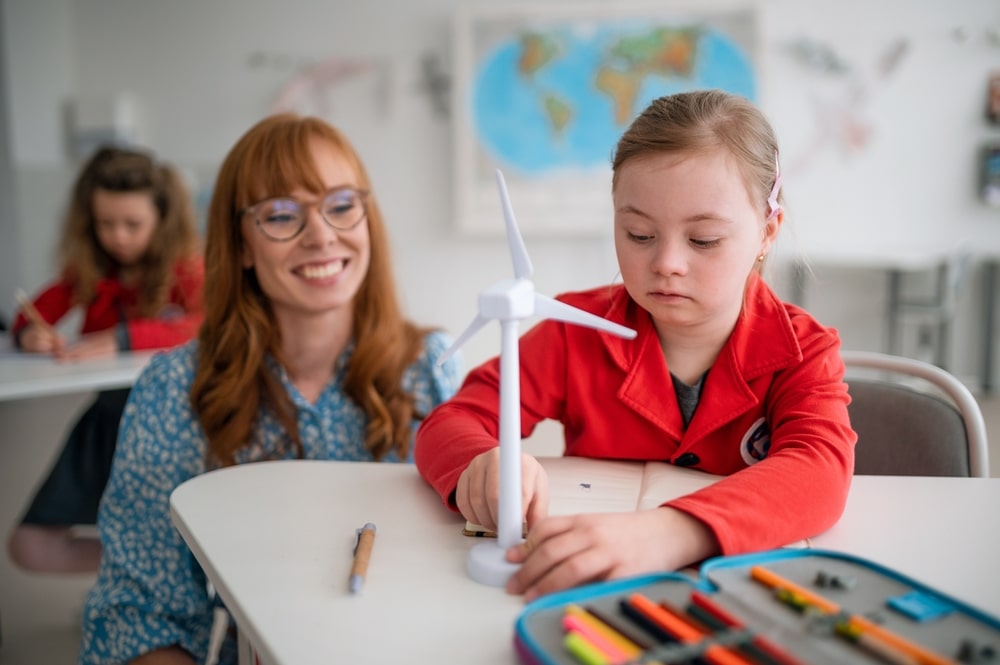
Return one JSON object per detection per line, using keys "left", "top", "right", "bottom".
{"left": 513, "top": 548, "right": 1000, "bottom": 665}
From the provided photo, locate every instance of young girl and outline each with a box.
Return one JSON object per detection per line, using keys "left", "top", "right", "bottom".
{"left": 79, "top": 114, "right": 461, "bottom": 664}
{"left": 7, "top": 146, "right": 204, "bottom": 574}
{"left": 415, "top": 89, "right": 856, "bottom": 602}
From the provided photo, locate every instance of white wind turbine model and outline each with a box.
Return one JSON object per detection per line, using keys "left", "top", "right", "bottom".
{"left": 440, "top": 169, "right": 637, "bottom": 587}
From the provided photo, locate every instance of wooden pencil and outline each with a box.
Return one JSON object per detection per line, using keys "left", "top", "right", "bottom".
{"left": 14, "top": 288, "right": 56, "bottom": 335}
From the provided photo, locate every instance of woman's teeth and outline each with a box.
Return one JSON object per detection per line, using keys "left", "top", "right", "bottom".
{"left": 300, "top": 261, "right": 345, "bottom": 279}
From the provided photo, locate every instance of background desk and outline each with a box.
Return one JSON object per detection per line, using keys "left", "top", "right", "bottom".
{"left": 170, "top": 459, "right": 1000, "bottom": 665}
{"left": 786, "top": 245, "right": 1000, "bottom": 392}
{"left": 0, "top": 349, "right": 156, "bottom": 661}
{"left": 0, "top": 350, "right": 155, "bottom": 401}
{"left": 788, "top": 246, "right": 964, "bottom": 368}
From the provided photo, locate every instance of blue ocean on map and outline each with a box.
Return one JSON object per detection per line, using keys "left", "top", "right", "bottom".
{"left": 472, "top": 25, "right": 756, "bottom": 175}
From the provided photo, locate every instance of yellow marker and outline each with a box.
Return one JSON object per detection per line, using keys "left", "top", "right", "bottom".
{"left": 565, "top": 605, "right": 642, "bottom": 658}
{"left": 564, "top": 630, "right": 610, "bottom": 665}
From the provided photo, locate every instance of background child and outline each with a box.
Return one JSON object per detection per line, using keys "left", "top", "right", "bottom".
{"left": 79, "top": 114, "right": 461, "bottom": 664}
{"left": 7, "top": 145, "right": 204, "bottom": 574}
{"left": 416, "top": 89, "right": 856, "bottom": 602}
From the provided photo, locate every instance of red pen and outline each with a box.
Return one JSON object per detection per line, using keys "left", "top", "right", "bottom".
{"left": 627, "top": 593, "right": 755, "bottom": 665}
{"left": 689, "top": 591, "right": 808, "bottom": 665}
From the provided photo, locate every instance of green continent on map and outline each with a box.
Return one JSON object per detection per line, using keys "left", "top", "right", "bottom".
{"left": 542, "top": 94, "right": 573, "bottom": 135}
{"left": 596, "top": 27, "right": 702, "bottom": 125}
{"left": 518, "top": 33, "right": 560, "bottom": 76}
{"left": 594, "top": 67, "right": 643, "bottom": 126}
{"left": 610, "top": 27, "right": 700, "bottom": 77}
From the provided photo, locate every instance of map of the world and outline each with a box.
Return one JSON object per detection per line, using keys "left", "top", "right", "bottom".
{"left": 471, "top": 22, "right": 756, "bottom": 175}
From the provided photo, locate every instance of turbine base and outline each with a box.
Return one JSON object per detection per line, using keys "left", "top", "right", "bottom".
{"left": 466, "top": 542, "right": 520, "bottom": 587}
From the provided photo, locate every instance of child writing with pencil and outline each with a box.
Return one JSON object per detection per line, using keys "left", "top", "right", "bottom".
{"left": 415, "top": 89, "right": 857, "bottom": 602}
{"left": 79, "top": 113, "right": 461, "bottom": 664}
{"left": 7, "top": 145, "right": 205, "bottom": 574}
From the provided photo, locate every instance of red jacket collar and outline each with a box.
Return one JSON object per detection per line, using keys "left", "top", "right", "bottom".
{"left": 592, "top": 271, "right": 803, "bottom": 379}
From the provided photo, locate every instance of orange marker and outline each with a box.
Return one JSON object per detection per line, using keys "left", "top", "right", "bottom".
{"left": 847, "top": 615, "right": 956, "bottom": 665}
{"left": 689, "top": 591, "right": 808, "bottom": 665}
{"left": 749, "top": 566, "right": 840, "bottom": 613}
{"left": 627, "top": 593, "right": 755, "bottom": 665}
{"left": 749, "top": 566, "right": 957, "bottom": 665}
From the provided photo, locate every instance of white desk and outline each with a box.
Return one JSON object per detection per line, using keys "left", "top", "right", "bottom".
{"left": 169, "top": 459, "right": 1000, "bottom": 665}
{"left": 0, "top": 350, "right": 156, "bottom": 401}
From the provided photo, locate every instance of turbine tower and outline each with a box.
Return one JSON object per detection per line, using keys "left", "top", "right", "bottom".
{"left": 440, "top": 169, "right": 637, "bottom": 587}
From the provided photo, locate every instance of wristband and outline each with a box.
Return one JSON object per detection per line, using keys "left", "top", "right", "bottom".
{"left": 115, "top": 322, "right": 132, "bottom": 351}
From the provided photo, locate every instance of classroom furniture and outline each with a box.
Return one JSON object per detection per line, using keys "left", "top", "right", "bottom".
{"left": 0, "top": 349, "right": 155, "bottom": 401}
{"left": 984, "top": 257, "right": 998, "bottom": 394}
{"left": 169, "top": 459, "right": 1000, "bottom": 665}
{"left": 842, "top": 349, "right": 990, "bottom": 477}
{"left": 0, "top": 346, "right": 156, "bottom": 648}
{"left": 789, "top": 245, "right": 970, "bottom": 371}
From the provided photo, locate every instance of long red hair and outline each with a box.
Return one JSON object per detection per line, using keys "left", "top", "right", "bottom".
{"left": 191, "top": 113, "right": 429, "bottom": 467}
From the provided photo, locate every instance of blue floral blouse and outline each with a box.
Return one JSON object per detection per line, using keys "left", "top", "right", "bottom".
{"left": 79, "top": 332, "right": 461, "bottom": 664}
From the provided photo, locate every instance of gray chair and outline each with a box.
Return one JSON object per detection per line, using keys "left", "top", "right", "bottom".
{"left": 842, "top": 350, "right": 990, "bottom": 477}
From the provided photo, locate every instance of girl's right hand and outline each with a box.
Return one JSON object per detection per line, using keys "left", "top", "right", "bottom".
{"left": 19, "top": 324, "right": 64, "bottom": 353}
{"left": 455, "top": 448, "right": 550, "bottom": 534}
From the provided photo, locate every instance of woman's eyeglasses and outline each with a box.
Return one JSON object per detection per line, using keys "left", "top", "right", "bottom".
{"left": 241, "top": 186, "right": 369, "bottom": 241}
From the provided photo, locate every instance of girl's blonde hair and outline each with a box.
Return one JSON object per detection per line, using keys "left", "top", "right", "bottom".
{"left": 191, "top": 113, "right": 430, "bottom": 467}
{"left": 612, "top": 89, "right": 783, "bottom": 229}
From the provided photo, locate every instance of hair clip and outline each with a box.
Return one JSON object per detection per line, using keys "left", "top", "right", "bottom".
{"left": 767, "top": 151, "right": 783, "bottom": 220}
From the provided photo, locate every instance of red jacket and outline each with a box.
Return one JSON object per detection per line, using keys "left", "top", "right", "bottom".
{"left": 415, "top": 273, "right": 856, "bottom": 555}
{"left": 13, "top": 257, "right": 205, "bottom": 351}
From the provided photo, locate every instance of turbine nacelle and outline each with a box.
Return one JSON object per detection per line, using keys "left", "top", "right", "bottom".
{"left": 479, "top": 278, "right": 535, "bottom": 321}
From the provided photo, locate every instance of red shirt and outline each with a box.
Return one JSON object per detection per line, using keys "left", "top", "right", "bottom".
{"left": 13, "top": 257, "right": 204, "bottom": 351}
{"left": 415, "top": 273, "right": 856, "bottom": 555}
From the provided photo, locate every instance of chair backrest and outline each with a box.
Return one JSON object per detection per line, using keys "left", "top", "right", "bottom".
{"left": 841, "top": 350, "right": 990, "bottom": 478}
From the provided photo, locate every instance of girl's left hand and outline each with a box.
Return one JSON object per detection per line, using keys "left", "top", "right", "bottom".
{"left": 504, "top": 507, "right": 718, "bottom": 602}
{"left": 55, "top": 329, "right": 119, "bottom": 361}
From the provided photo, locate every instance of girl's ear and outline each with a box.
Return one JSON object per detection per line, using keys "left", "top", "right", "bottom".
{"left": 241, "top": 244, "right": 254, "bottom": 269}
{"left": 760, "top": 209, "right": 783, "bottom": 256}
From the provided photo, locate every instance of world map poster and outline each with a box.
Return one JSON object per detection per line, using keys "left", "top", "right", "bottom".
{"left": 453, "top": 5, "right": 758, "bottom": 235}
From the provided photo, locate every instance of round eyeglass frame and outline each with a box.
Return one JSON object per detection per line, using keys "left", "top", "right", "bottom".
{"left": 240, "top": 186, "right": 370, "bottom": 242}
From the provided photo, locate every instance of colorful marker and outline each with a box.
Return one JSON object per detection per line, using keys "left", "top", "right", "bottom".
{"left": 565, "top": 629, "right": 611, "bottom": 665}
{"left": 749, "top": 566, "right": 839, "bottom": 613}
{"left": 566, "top": 605, "right": 643, "bottom": 658}
{"left": 689, "top": 591, "right": 807, "bottom": 665}
{"left": 835, "top": 620, "right": 920, "bottom": 665}
{"left": 627, "top": 593, "right": 755, "bottom": 665}
{"left": 562, "top": 613, "right": 632, "bottom": 664}
{"left": 583, "top": 604, "right": 653, "bottom": 651}
{"left": 749, "top": 565, "right": 958, "bottom": 665}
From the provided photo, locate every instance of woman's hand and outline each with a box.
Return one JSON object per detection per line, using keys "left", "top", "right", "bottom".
{"left": 505, "top": 507, "right": 719, "bottom": 602}
{"left": 55, "top": 329, "right": 118, "bottom": 361}
{"left": 18, "top": 323, "right": 64, "bottom": 354}
{"left": 455, "top": 448, "right": 550, "bottom": 533}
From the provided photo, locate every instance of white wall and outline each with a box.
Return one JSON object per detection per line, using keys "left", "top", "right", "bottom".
{"left": 2, "top": 0, "right": 999, "bottom": 383}
{"left": 0, "top": 0, "right": 21, "bottom": 326}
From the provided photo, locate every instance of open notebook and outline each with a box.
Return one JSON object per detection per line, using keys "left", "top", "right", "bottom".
{"left": 463, "top": 456, "right": 809, "bottom": 548}
{"left": 463, "top": 456, "right": 723, "bottom": 535}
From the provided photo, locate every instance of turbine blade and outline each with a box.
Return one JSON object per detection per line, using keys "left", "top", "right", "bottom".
{"left": 534, "top": 294, "right": 637, "bottom": 339}
{"left": 495, "top": 169, "right": 534, "bottom": 280}
{"left": 438, "top": 313, "right": 491, "bottom": 365}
